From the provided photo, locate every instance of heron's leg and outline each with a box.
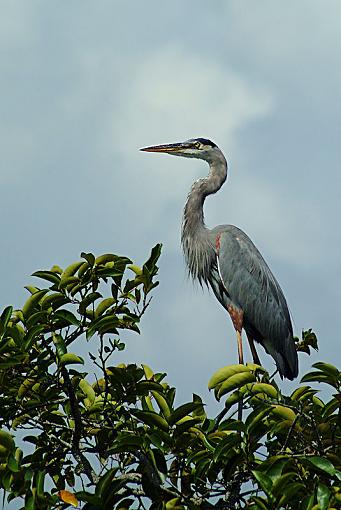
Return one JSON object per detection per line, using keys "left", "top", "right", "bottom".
{"left": 236, "top": 330, "right": 244, "bottom": 365}
{"left": 247, "top": 333, "right": 261, "bottom": 365}
{"left": 226, "top": 305, "right": 244, "bottom": 421}
{"left": 236, "top": 329, "right": 244, "bottom": 421}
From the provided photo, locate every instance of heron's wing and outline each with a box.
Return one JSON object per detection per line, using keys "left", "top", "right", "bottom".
{"left": 212, "top": 225, "right": 297, "bottom": 378}
{"left": 215, "top": 226, "right": 291, "bottom": 324}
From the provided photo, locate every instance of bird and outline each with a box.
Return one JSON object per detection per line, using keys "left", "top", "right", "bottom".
{"left": 140, "top": 137, "right": 298, "bottom": 381}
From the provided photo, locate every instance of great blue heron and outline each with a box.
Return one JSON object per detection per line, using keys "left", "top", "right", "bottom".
{"left": 141, "top": 138, "right": 298, "bottom": 380}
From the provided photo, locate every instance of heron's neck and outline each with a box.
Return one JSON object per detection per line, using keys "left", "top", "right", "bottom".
{"left": 181, "top": 153, "right": 227, "bottom": 281}
{"left": 182, "top": 154, "right": 227, "bottom": 237}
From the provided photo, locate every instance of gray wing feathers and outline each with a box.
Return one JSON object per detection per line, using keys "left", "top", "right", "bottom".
{"left": 213, "top": 225, "right": 298, "bottom": 379}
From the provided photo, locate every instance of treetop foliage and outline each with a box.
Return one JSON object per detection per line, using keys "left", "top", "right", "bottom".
{"left": 0, "top": 245, "right": 339, "bottom": 509}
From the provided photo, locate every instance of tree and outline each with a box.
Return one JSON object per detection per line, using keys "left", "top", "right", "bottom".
{"left": 0, "top": 245, "right": 340, "bottom": 509}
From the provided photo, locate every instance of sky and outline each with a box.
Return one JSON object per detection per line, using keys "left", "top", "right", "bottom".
{"left": 1, "top": 0, "right": 341, "bottom": 470}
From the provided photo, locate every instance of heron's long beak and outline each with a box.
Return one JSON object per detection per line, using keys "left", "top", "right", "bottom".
{"left": 140, "top": 142, "right": 189, "bottom": 154}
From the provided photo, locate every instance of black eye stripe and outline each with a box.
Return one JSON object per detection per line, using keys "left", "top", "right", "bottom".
{"left": 196, "top": 138, "right": 217, "bottom": 148}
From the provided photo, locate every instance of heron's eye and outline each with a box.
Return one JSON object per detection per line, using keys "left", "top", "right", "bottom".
{"left": 194, "top": 142, "right": 202, "bottom": 149}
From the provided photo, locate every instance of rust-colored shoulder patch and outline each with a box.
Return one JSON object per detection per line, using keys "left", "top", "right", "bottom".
{"left": 215, "top": 233, "right": 221, "bottom": 251}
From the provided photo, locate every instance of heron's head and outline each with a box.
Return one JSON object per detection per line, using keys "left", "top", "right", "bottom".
{"left": 140, "top": 138, "right": 221, "bottom": 162}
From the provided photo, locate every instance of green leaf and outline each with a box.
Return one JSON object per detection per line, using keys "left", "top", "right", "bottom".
{"left": 175, "top": 418, "right": 203, "bottom": 435}
{"left": 252, "top": 470, "right": 273, "bottom": 497}
{"left": 26, "top": 310, "right": 49, "bottom": 328}
{"left": 17, "top": 378, "right": 35, "bottom": 399}
{"left": 148, "top": 429, "right": 172, "bottom": 449}
{"left": 81, "top": 252, "right": 95, "bottom": 266}
{"left": 224, "top": 389, "right": 244, "bottom": 410}
{"left": 187, "top": 449, "right": 210, "bottom": 465}
{"left": 59, "top": 353, "right": 84, "bottom": 366}
{"left": 312, "top": 362, "right": 339, "bottom": 377}
{"left": 302, "top": 329, "right": 318, "bottom": 349}
{"left": 95, "top": 297, "right": 116, "bottom": 318}
{"left": 79, "top": 379, "right": 96, "bottom": 404}
{"left": 217, "top": 371, "right": 256, "bottom": 399}
{"left": 86, "top": 314, "right": 119, "bottom": 339}
{"left": 59, "top": 261, "right": 84, "bottom": 288}
{"left": 50, "top": 265, "right": 63, "bottom": 274}
{"left": 54, "top": 309, "right": 80, "bottom": 326}
{"left": 272, "top": 472, "right": 297, "bottom": 496}
{"left": 143, "top": 244, "right": 162, "bottom": 273}
{"left": 132, "top": 410, "right": 169, "bottom": 431}
{"left": 334, "top": 469, "right": 341, "bottom": 481}
{"left": 76, "top": 491, "right": 102, "bottom": 506}
{"left": 168, "top": 402, "right": 203, "bottom": 426}
{"left": 291, "top": 386, "right": 318, "bottom": 401}
{"left": 322, "top": 397, "right": 339, "bottom": 418}
{"left": 128, "top": 264, "right": 143, "bottom": 275}
{"left": 262, "top": 457, "right": 289, "bottom": 483}
{"left": 151, "top": 390, "right": 171, "bottom": 419}
{"left": 135, "top": 380, "right": 163, "bottom": 393}
{"left": 32, "top": 270, "right": 61, "bottom": 285}
{"left": 24, "top": 493, "right": 35, "bottom": 510}
{"left": 165, "top": 497, "right": 184, "bottom": 510}
{"left": 208, "top": 364, "right": 250, "bottom": 389}
{"left": 142, "top": 364, "right": 154, "bottom": 380}
{"left": 24, "top": 324, "right": 45, "bottom": 350}
{"left": 22, "top": 289, "right": 49, "bottom": 318}
{"left": 243, "top": 382, "right": 279, "bottom": 399}
{"left": 152, "top": 448, "right": 168, "bottom": 475}
{"left": 25, "top": 285, "right": 39, "bottom": 295}
{"left": 192, "top": 393, "right": 206, "bottom": 420}
{"left": 97, "top": 265, "right": 127, "bottom": 278}
{"left": 245, "top": 407, "right": 270, "bottom": 434}
{"left": 301, "top": 494, "right": 314, "bottom": 510}
{"left": 0, "top": 353, "right": 27, "bottom": 369}
{"left": 116, "top": 498, "right": 134, "bottom": 510}
{"left": 7, "top": 453, "right": 20, "bottom": 472}
{"left": 270, "top": 405, "right": 296, "bottom": 423}
{"left": 40, "top": 292, "right": 69, "bottom": 310}
{"left": 317, "top": 483, "right": 330, "bottom": 510}
{"left": 95, "top": 254, "right": 118, "bottom": 266}
{"left": 277, "top": 482, "right": 305, "bottom": 507}
{"left": 300, "top": 371, "right": 337, "bottom": 387}
{"left": 95, "top": 468, "right": 120, "bottom": 501}
{"left": 108, "top": 434, "right": 144, "bottom": 454}
{"left": 296, "top": 329, "right": 319, "bottom": 354}
{"left": 79, "top": 292, "right": 102, "bottom": 315}
{"left": 305, "top": 456, "right": 336, "bottom": 476}
{"left": 0, "top": 306, "right": 13, "bottom": 337}
{"left": 249, "top": 496, "right": 269, "bottom": 510}
{"left": 0, "top": 430, "right": 15, "bottom": 451}
{"left": 34, "top": 470, "right": 45, "bottom": 499}
{"left": 213, "top": 434, "right": 240, "bottom": 462}
{"left": 77, "top": 261, "right": 90, "bottom": 279}
{"left": 53, "top": 333, "right": 67, "bottom": 358}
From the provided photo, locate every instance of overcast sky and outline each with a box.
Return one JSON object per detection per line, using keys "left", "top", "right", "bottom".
{"left": 1, "top": 0, "right": 341, "bottom": 441}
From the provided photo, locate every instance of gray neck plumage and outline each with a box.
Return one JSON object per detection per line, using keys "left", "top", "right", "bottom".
{"left": 181, "top": 151, "right": 228, "bottom": 283}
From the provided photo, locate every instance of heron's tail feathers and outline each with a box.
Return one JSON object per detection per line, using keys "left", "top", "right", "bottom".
{"left": 263, "top": 334, "right": 299, "bottom": 380}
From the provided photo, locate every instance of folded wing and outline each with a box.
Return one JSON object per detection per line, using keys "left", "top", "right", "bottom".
{"left": 210, "top": 225, "right": 298, "bottom": 379}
